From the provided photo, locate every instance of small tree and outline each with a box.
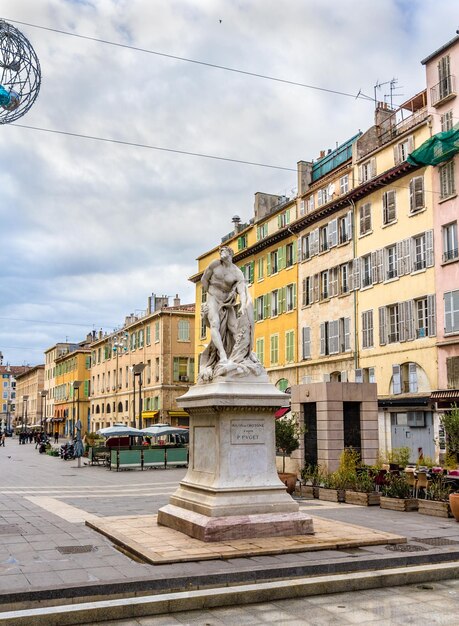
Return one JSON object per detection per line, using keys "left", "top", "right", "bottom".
{"left": 275, "top": 414, "right": 300, "bottom": 473}
{"left": 441, "top": 404, "right": 459, "bottom": 464}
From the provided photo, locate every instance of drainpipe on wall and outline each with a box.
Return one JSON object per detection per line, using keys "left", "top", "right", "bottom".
{"left": 349, "top": 199, "right": 359, "bottom": 372}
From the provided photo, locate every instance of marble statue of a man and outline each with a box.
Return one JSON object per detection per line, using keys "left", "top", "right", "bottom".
{"left": 198, "top": 246, "right": 263, "bottom": 382}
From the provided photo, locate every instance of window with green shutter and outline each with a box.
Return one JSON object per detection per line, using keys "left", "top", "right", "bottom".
{"left": 270, "top": 334, "right": 279, "bottom": 365}
{"left": 286, "top": 330, "right": 295, "bottom": 363}
{"left": 146, "top": 326, "right": 151, "bottom": 345}
{"left": 256, "top": 337, "right": 264, "bottom": 365}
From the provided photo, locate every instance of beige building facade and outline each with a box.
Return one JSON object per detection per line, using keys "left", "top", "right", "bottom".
{"left": 90, "top": 294, "right": 195, "bottom": 431}
{"left": 15, "top": 365, "right": 45, "bottom": 430}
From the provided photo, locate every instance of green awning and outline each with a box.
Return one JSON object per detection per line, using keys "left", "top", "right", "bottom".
{"left": 407, "top": 127, "right": 459, "bottom": 166}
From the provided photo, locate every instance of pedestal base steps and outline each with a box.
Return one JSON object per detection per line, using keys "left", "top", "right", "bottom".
{"left": 157, "top": 503, "right": 313, "bottom": 542}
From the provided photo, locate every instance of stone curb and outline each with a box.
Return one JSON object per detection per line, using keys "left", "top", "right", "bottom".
{"left": 1, "top": 549, "right": 459, "bottom": 612}
{"left": 1, "top": 562, "right": 459, "bottom": 625}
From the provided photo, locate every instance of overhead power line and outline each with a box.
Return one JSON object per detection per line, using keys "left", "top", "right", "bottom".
{"left": 7, "top": 18, "right": 373, "bottom": 102}
{"left": 10, "top": 123, "right": 297, "bottom": 171}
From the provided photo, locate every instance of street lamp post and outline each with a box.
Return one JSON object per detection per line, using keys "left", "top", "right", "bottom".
{"left": 132, "top": 363, "right": 146, "bottom": 430}
{"left": 40, "top": 390, "right": 48, "bottom": 434}
{"left": 22, "top": 395, "right": 29, "bottom": 433}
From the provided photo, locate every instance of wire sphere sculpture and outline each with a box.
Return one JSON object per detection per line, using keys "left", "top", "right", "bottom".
{"left": 0, "top": 19, "right": 41, "bottom": 124}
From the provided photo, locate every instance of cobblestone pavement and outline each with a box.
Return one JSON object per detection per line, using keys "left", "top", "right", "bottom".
{"left": 91, "top": 579, "right": 459, "bottom": 625}
{"left": 1, "top": 437, "right": 459, "bottom": 600}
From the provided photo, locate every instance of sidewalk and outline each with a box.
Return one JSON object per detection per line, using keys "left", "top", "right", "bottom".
{"left": 1, "top": 438, "right": 459, "bottom": 620}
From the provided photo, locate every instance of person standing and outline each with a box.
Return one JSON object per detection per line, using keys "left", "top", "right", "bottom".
{"left": 0, "top": 432, "right": 5, "bottom": 447}
{"left": 54, "top": 430, "right": 59, "bottom": 444}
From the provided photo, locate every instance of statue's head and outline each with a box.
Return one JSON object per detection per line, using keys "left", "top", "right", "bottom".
{"left": 219, "top": 246, "right": 234, "bottom": 260}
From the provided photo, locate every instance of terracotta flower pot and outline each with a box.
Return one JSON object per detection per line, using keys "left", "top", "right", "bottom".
{"left": 278, "top": 472, "right": 297, "bottom": 494}
{"left": 449, "top": 493, "right": 459, "bottom": 522}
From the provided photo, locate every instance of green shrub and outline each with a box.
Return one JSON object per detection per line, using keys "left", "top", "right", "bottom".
{"left": 381, "top": 473, "right": 412, "bottom": 499}
{"left": 428, "top": 477, "right": 452, "bottom": 502}
{"left": 386, "top": 447, "right": 411, "bottom": 468}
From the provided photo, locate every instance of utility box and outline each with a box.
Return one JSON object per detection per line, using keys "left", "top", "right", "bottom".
{"left": 291, "top": 382, "right": 378, "bottom": 473}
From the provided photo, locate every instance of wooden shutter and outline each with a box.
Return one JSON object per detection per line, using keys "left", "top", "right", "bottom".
{"left": 426, "top": 230, "right": 434, "bottom": 267}
{"left": 344, "top": 317, "right": 351, "bottom": 351}
{"left": 329, "top": 320, "right": 339, "bottom": 354}
{"left": 427, "top": 294, "right": 436, "bottom": 336}
{"left": 403, "top": 238, "right": 412, "bottom": 274}
{"left": 302, "top": 278, "right": 307, "bottom": 307}
{"left": 346, "top": 210, "right": 353, "bottom": 241}
{"left": 279, "top": 286, "right": 286, "bottom": 313}
{"left": 302, "top": 327, "right": 311, "bottom": 359}
{"left": 328, "top": 218, "right": 338, "bottom": 247}
{"left": 278, "top": 246, "right": 285, "bottom": 271}
{"left": 371, "top": 251, "right": 379, "bottom": 284}
{"left": 264, "top": 294, "right": 271, "bottom": 319}
{"left": 392, "top": 364, "right": 401, "bottom": 394}
{"left": 409, "top": 362, "right": 418, "bottom": 392}
{"left": 173, "top": 357, "right": 179, "bottom": 381}
{"left": 311, "top": 228, "right": 319, "bottom": 256}
{"left": 379, "top": 307, "right": 387, "bottom": 345}
{"left": 410, "top": 176, "right": 424, "bottom": 212}
{"left": 293, "top": 283, "right": 297, "bottom": 309}
{"left": 406, "top": 300, "right": 415, "bottom": 341}
{"left": 394, "top": 144, "right": 401, "bottom": 166}
{"left": 297, "top": 236, "right": 303, "bottom": 261}
{"left": 353, "top": 257, "right": 361, "bottom": 290}
{"left": 308, "top": 277, "right": 314, "bottom": 305}
{"left": 320, "top": 323, "right": 326, "bottom": 356}
{"left": 313, "top": 273, "right": 320, "bottom": 302}
{"left": 370, "top": 158, "right": 377, "bottom": 178}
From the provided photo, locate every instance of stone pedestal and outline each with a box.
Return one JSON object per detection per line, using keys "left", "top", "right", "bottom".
{"left": 157, "top": 376, "right": 314, "bottom": 541}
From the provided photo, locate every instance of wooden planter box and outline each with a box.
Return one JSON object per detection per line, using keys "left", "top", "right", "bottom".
{"left": 345, "top": 490, "right": 381, "bottom": 506}
{"left": 318, "top": 487, "right": 345, "bottom": 503}
{"left": 418, "top": 499, "right": 452, "bottom": 518}
{"left": 298, "top": 485, "right": 320, "bottom": 498}
{"left": 380, "top": 496, "right": 418, "bottom": 512}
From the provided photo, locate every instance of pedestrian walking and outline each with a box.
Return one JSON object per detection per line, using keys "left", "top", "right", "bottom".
{"left": 28, "top": 431, "right": 33, "bottom": 444}
{"left": 0, "top": 432, "right": 5, "bottom": 447}
{"left": 54, "top": 430, "right": 59, "bottom": 444}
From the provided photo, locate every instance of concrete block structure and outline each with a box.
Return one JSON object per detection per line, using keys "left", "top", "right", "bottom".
{"left": 291, "top": 383, "right": 378, "bottom": 472}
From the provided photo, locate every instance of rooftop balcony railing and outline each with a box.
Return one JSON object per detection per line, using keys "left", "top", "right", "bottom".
{"left": 431, "top": 75, "right": 456, "bottom": 107}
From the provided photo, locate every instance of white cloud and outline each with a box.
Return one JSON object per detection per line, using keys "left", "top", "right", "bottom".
{"left": 0, "top": 0, "right": 457, "bottom": 364}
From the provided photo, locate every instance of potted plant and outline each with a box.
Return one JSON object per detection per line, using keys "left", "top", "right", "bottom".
{"left": 418, "top": 477, "right": 452, "bottom": 518}
{"left": 380, "top": 473, "right": 418, "bottom": 511}
{"left": 450, "top": 491, "right": 459, "bottom": 522}
{"left": 275, "top": 414, "right": 300, "bottom": 494}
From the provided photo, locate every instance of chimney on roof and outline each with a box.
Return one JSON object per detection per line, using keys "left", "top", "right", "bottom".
{"left": 0, "top": 351, "right": 3, "bottom": 366}
{"left": 173, "top": 294, "right": 181, "bottom": 307}
{"left": 319, "top": 150, "right": 326, "bottom": 158}
{"left": 232, "top": 215, "right": 242, "bottom": 233}
{"left": 98, "top": 329, "right": 103, "bottom": 339}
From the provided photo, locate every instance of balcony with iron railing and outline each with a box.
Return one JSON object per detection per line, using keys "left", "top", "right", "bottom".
{"left": 431, "top": 75, "right": 456, "bottom": 107}
{"left": 413, "top": 259, "right": 426, "bottom": 271}
{"left": 377, "top": 107, "right": 429, "bottom": 151}
{"left": 443, "top": 248, "right": 458, "bottom": 263}
{"left": 362, "top": 276, "right": 372, "bottom": 288}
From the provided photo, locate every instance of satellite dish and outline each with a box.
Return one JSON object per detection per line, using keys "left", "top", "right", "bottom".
{"left": 327, "top": 183, "right": 335, "bottom": 197}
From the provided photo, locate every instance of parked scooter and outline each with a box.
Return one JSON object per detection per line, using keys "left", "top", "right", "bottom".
{"left": 60, "top": 442, "right": 74, "bottom": 460}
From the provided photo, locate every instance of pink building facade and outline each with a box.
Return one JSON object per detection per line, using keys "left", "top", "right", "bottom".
{"left": 423, "top": 35, "right": 459, "bottom": 408}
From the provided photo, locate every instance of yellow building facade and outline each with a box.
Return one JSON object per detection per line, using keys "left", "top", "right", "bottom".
{"left": 54, "top": 348, "right": 91, "bottom": 437}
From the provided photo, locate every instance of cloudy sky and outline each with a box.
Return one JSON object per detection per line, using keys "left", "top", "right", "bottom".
{"left": 0, "top": 0, "right": 456, "bottom": 365}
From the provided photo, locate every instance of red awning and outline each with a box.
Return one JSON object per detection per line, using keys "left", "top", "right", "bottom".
{"left": 274, "top": 407, "right": 290, "bottom": 419}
